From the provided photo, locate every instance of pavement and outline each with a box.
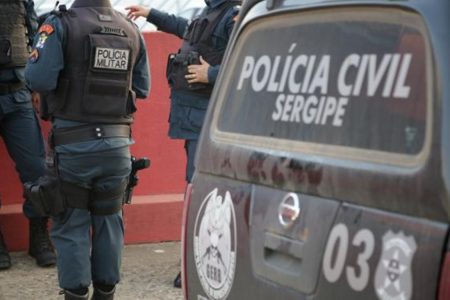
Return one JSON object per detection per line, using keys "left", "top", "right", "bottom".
{"left": 0, "top": 242, "right": 183, "bottom": 300}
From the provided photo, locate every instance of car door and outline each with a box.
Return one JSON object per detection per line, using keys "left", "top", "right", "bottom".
{"left": 184, "top": 1, "right": 450, "bottom": 299}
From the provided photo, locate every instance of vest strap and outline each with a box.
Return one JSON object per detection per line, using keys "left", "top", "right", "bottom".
{"left": 202, "top": 1, "right": 240, "bottom": 43}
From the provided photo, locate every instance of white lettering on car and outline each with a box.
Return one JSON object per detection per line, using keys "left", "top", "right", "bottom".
{"left": 236, "top": 43, "right": 413, "bottom": 127}
{"left": 323, "top": 225, "right": 418, "bottom": 297}
{"left": 347, "top": 229, "right": 375, "bottom": 291}
{"left": 271, "top": 94, "right": 349, "bottom": 127}
{"left": 323, "top": 223, "right": 375, "bottom": 292}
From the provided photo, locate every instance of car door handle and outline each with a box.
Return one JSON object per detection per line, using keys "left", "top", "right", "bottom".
{"left": 264, "top": 231, "right": 305, "bottom": 275}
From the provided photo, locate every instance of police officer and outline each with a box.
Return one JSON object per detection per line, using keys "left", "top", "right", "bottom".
{"left": 126, "top": 0, "right": 239, "bottom": 288}
{"left": 0, "top": 0, "right": 56, "bottom": 270}
{"left": 25, "top": 0, "right": 150, "bottom": 299}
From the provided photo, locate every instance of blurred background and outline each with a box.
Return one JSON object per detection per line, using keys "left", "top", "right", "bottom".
{"left": 33, "top": 0, "right": 206, "bottom": 31}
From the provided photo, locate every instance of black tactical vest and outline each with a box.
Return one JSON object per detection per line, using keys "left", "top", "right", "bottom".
{"left": 0, "top": 0, "right": 29, "bottom": 69}
{"left": 46, "top": 0, "right": 140, "bottom": 124}
{"left": 166, "top": 1, "right": 239, "bottom": 95}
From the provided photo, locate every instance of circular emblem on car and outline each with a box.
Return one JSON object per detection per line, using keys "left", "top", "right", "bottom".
{"left": 193, "top": 188, "right": 237, "bottom": 300}
{"left": 278, "top": 192, "right": 301, "bottom": 228}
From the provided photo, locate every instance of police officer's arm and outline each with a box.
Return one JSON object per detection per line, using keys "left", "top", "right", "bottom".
{"left": 126, "top": 5, "right": 188, "bottom": 39}
{"left": 25, "top": 15, "right": 64, "bottom": 92}
{"left": 146, "top": 9, "right": 189, "bottom": 38}
{"left": 133, "top": 32, "right": 151, "bottom": 99}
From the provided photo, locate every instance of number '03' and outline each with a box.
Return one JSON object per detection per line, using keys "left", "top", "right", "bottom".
{"left": 322, "top": 223, "right": 375, "bottom": 291}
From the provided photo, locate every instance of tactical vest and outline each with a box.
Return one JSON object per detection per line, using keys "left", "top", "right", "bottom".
{"left": 0, "top": 0, "right": 29, "bottom": 69}
{"left": 166, "top": 1, "right": 239, "bottom": 96}
{"left": 46, "top": 1, "right": 140, "bottom": 124}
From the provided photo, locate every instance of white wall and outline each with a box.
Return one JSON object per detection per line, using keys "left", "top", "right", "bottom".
{"left": 33, "top": 0, "right": 205, "bottom": 31}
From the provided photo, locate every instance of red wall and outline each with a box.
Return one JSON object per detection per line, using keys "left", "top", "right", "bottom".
{"left": 0, "top": 32, "right": 186, "bottom": 206}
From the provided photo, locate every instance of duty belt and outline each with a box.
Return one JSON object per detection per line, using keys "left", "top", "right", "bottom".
{"left": 0, "top": 81, "right": 25, "bottom": 95}
{"left": 52, "top": 124, "right": 131, "bottom": 146}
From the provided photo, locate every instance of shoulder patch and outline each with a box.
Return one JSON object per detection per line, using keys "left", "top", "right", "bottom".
{"left": 36, "top": 32, "right": 49, "bottom": 49}
{"left": 38, "top": 24, "right": 54, "bottom": 35}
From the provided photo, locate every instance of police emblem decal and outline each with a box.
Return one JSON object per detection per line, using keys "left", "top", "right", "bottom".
{"left": 193, "top": 188, "right": 237, "bottom": 300}
{"left": 35, "top": 24, "right": 55, "bottom": 49}
{"left": 38, "top": 24, "right": 54, "bottom": 35}
{"left": 374, "top": 231, "right": 417, "bottom": 300}
{"left": 36, "top": 33, "right": 49, "bottom": 49}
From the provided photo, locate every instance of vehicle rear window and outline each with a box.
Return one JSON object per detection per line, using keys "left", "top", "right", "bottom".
{"left": 215, "top": 7, "right": 430, "bottom": 157}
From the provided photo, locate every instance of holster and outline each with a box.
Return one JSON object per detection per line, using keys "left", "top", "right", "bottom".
{"left": 24, "top": 175, "right": 65, "bottom": 217}
{"left": 124, "top": 157, "right": 150, "bottom": 204}
{"left": 24, "top": 176, "right": 128, "bottom": 217}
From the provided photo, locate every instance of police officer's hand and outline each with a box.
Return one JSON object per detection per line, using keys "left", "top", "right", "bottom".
{"left": 126, "top": 6, "right": 151, "bottom": 20}
{"left": 186, "top": 56, "right": 210, "bottom": 84}
{"left": 31, "top": 92, "right": 41, "bottom": 114}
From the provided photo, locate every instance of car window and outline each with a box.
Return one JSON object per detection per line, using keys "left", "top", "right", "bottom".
{"left": 213, "top": 7, "right": 431, "bottom": 164}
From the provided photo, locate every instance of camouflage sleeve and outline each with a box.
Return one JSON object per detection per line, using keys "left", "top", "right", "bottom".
{"left": 23, "top": 0, "right": 39, "bottom": 46}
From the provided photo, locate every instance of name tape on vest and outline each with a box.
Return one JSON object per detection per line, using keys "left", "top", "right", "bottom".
{"left": 93, "top": 47, "right": 129, "bottom": 71}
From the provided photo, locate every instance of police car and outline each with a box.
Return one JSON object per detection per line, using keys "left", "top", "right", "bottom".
{"left": 181, "top": 0, "right": 450, "bottom": 299}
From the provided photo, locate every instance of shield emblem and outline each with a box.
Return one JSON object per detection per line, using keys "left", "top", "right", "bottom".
{"left": 374, "top": 230, "right": 417, "bottom": 300}
{"left": 193, "top": 188, "right": 237, "bottom": 300}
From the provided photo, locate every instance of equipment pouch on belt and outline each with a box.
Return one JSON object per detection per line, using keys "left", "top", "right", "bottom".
{"left": 24, "top": 176, "right": 65, "bottom": 217}
{"left": 0, "top": 40, "right": 12, "bottom": 65}
{"left": 166, "top": 51, "right": 209, "bottom": 92}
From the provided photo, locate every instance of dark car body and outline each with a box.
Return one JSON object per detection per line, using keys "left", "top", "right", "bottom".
{"left": 182, "top": 0, "right": 450, "bottom": 299}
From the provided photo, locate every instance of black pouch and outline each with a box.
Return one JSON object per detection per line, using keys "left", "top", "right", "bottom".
{"left": 46, "top": 77, "right": 70, "bottom": 115}
{"left": 24, "top": 176, "right": 66, "bottom": 217}
{"left": 197, "top": 43, "right": 225, "bottom": 66}
{"left": 0, "top": 40, "right": 12, "bottom": 66}
{"left": 83, "top": 34, "right": 130, "bottom": 116}
{"left": 185, "top": 51, "right": 209, "bottom": 91}
{"left": 167, "top": 51, "right": 210, "bottom": 93}
{"left": 166, "top": 53, "right": 176, "bottom": 80}
{"left": 126, "top": 89, "right": 137, "bottom": 114}
{"left": 166, "top": 52, "right": 186, "bottom": 89}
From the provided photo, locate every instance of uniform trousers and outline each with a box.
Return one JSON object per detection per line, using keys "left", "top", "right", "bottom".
{"left": 0, "top": 87, "right": 46, "bottom": 218}
{"left": 51, "top": 145, "right": 131, "bottom": 290}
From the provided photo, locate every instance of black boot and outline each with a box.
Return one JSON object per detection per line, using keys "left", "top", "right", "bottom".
{"left": 0, "top": 228, "right": 11, "bottom": 270}
{"left": 92, "top": 285, "right": 115, "bottom": 300}
{"left": 64, "top": 289, "right": 89, "bottom": 300}
{"left": 173, "top": 271, "right": 182, "bottom": 288}
{"left": 28, "top": 217, "right": 56, "bottom": 267}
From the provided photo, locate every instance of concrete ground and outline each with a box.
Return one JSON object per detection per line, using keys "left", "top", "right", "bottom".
{"left": 0, "top": 242, "right": 183, "bottom": 300}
